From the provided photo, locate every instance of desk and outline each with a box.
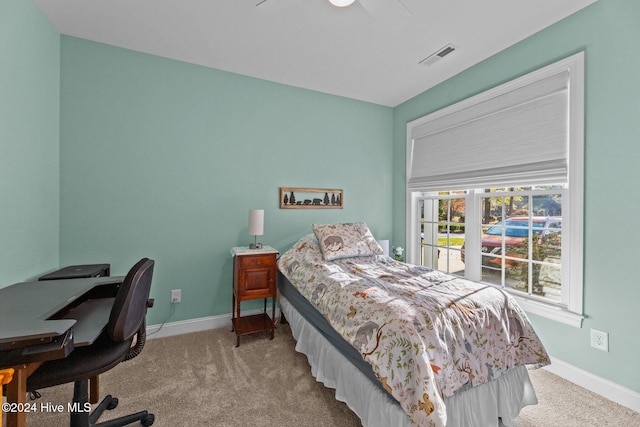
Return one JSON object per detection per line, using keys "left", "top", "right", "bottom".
{"left": 0, "top": 276, "right": 122, "bottom": 427}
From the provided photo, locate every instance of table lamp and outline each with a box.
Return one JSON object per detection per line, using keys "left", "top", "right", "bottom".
{"left": 249, "top": 209, "right": 264, "bottom": 249}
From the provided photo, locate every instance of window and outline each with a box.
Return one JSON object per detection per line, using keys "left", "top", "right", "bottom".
{"left": 418, "top": 191, "right": 467, "bottom": 277}
{"left": 406, "top": 53, "right": 584, "bottom": 327}
{"left": 478, "top": 187, "right": 564, "bottom": 302}
{"left": 418, "top": 186, "right": 564, "bottom": 300}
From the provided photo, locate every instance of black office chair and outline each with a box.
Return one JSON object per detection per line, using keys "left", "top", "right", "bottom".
{"left": 27, "top": 258, "right": 156, "bottom": 427}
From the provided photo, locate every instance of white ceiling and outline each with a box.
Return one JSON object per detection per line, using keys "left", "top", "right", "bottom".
{"left": 33, "top": 0, "right": 597, "bottom": 107}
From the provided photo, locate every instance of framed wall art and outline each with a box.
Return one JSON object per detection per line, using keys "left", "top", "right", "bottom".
{"left": 280, "top": 187, "right": 343, "bottom": 209}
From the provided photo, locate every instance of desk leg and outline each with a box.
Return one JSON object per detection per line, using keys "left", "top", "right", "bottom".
{"left": 89, "top": 375, "right": 99, "bottom": 404}
{"left": 5, "top": 363, "right": 41, "bottom": 427}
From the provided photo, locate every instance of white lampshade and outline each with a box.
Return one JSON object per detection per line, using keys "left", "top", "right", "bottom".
{"left": 379, "top": 239, "right": 390, "bottom": 257}
{"left": 249, "top": 209, "right": 264, "bottom": 236}
{"left": 328, "top": 0, "right": 355, "bottom": 7}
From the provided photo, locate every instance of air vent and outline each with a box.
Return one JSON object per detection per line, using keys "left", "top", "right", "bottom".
{"left": 419, "top": 44, "right": 458, "bottom": 66}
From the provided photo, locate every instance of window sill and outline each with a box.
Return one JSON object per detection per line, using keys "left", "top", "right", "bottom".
{"left": 511, "top": 294, "right": 583, "bottom": 328}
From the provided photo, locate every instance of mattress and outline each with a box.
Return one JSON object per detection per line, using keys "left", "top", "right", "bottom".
{"left": 278, "top": 280, "right": 538, "bottom": 427}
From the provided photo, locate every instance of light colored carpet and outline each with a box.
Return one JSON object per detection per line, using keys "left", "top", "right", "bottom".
{"left": 24, "top": 325, "right": 640, "bottom": 426}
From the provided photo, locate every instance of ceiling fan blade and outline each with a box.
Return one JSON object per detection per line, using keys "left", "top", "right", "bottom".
{"left": 255, "top": 0, "right": 302, "bottom": 8}
{"left": 396, "top": 0, "right": 430, "bottom": 15}
{"left": 358, "top": 0, "right": 413, "bottom": 20}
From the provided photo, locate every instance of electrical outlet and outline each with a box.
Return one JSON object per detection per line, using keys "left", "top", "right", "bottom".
{"left": 590, "top": 329, "right": 608, "bottom": 352}
{"left": 171, "top": 289, "right": 181, "bottom": 304}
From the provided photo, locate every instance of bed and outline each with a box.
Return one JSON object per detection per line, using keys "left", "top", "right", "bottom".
{"left": 276, "top": 223, "right": 550, "bottom": 427}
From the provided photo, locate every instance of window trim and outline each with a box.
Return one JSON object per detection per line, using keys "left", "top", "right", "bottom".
{"left": 406, "top": 53, "right": 584, "bottom": 327}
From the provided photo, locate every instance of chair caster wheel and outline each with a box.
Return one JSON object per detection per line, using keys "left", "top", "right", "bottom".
{"left": 142, "top": 414, "right": 155, "bottom": 426}
{"left": 107, "top": 397, "right": 118, "bottom": 410}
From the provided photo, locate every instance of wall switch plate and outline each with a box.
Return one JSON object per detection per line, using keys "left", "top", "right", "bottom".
{"left": 590, "top": 329, "right": 608, "bottom": 352}
{"left": 171, "top": 289, "right": 181, "bottom": 304}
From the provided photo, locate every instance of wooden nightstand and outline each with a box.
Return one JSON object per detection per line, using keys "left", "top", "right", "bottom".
{"left": 230, "top": 246, "right": 279, "bottom": 347}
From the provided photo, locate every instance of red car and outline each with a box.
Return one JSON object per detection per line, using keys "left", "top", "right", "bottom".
{"left": 462, "top": 216, "right": 561, "bottom": 267}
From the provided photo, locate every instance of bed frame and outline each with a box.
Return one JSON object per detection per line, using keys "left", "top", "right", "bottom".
{"left": 277, "top": 271, "right": 539, "bottom": 427}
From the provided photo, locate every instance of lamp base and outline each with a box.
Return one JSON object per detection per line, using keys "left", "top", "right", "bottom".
{"left": 249, "top": 243, "right": 263, "bottom": 249}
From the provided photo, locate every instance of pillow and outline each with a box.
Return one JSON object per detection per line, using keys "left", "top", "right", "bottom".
{"left": 312, "top": 222, "right": 384, "bottom": 261}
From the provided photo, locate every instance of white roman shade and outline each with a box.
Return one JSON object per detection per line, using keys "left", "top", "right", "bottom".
{"left": 407, "top": 54, "right": 582, "bottom": 192}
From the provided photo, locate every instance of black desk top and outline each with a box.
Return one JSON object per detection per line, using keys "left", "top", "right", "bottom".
{"left": 0, "top": 276, "right": 123, "bottom": 351}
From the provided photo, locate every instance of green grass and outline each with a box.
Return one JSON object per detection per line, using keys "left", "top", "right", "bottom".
{"left": 438, "top": 237, "right": 465, "bottom": 247}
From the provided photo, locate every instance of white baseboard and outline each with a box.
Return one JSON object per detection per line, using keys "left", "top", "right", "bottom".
{"left": 146, "top": 316, "right": 639, "bottom": 415}
{"left": 146, "top": 307, "right": 281, "bottom": 340}
{"left": 545, "top": 357, "right": 640, "bottom": 413}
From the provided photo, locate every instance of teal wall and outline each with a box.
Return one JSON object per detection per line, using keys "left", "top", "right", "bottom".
{"left": 4, "top": 0, "right": 637, "bottom": 399}
{"left": 393, "top": 0, "right": 640, "bottom": 393}
{"left": 0, "top": 0, "right": 60, "bottom": 284}
{"left": 58, "top": 37, "right": 393, "bottom": 326}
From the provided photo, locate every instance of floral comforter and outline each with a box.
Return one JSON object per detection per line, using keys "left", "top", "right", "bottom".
{"left": 278, "top": 234, "right": 550, "bottom": 427}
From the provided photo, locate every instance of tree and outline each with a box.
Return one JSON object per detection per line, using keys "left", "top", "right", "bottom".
{"left": 483, "top": 197, "right": 492, "bottom": 224}
{"left": 510, "top": 232, "right": 562, "bottom": 296}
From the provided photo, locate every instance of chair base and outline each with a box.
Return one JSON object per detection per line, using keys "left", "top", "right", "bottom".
{"left": 70, "top": 379, "right": 154, "bottom": 427}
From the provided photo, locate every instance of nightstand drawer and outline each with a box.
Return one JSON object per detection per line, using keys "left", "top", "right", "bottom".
{"left": 238, "top": 254, "right": 276, "bottom": 268}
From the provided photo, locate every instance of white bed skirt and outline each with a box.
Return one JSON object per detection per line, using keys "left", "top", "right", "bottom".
{"left": 280, "top": 295, "right": 539, "bottom": 427}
